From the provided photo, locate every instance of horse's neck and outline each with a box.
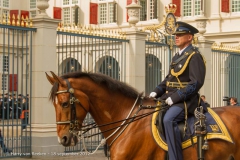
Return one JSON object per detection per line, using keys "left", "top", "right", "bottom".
{"left": 89, "top": 94, "right": 138, "bottom": 138}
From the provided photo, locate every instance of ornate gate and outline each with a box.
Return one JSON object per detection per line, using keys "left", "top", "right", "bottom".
{"left": 0, "top": 23, "right": 36, "bottom": 158}
{"left": 56, "top": 26, "right": 128, "bottom": 152}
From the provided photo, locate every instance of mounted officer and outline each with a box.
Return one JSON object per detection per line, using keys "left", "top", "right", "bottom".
{"left": 149, "top": 21, "right": 207, "bottom": 160}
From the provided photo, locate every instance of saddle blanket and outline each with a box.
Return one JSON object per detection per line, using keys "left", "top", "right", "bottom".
{"left": 152, "top": 107, "right": 233, "bottom": 151}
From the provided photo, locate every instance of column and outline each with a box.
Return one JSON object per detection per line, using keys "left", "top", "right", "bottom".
{"left": 31, "top": 0, "right": 62, "bottom": 155}
{"left": 125, "top": 30, "right": 148, "bottom": 93}
{"left": 198, "top": 40, "right": 215, "bottom": 107}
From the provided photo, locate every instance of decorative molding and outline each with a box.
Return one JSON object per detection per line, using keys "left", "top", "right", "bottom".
{"left": 212, "top": 42, "right": 240, "bottom": 53}
{"left": 126, "top": 1, "right": 142, "bottom": 30}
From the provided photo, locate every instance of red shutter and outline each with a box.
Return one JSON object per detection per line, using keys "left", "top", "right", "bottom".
{"left": 9, "top": 74, "right": 18, "bottom": 91}
{"left": 21, "top": 10, "right": 29, "bottom": 27}
{"left": 221, "top": 0, "right": 229, "bottom": 13}
{"left": 172, "top": 0, "right": 181, "bottom": 17}
{"left": 10, "top": 10, "right": 19, "bottom": 25}
{"left": 90, "top": 3, "right": 98, "bottom": 24}
{"left": 53, "top": 7, "right": 62, "bottom": 19}
{"left": 126, "top": 0, "right": 132, "bottom": 22}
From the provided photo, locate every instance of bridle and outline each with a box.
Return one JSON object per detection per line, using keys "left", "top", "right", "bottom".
{"left": 55, "top": 79, "right": 88, "bottom": 133}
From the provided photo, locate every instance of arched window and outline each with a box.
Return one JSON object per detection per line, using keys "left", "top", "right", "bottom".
{"left": 227, "top": 54, "right": 240, "bottom": 101}
{"left": 62, "top": 58, "right": 81, "bottom": 74}
{"left": 99, "top": 56, "right": 120, "bottom": 80}
{"left": 145, "top": 54, "right": 162, "bottom": 95}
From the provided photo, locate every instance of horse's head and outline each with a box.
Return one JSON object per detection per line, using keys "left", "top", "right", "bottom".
{"left": 46, "top": 71, "right": 89, "bottom": 147}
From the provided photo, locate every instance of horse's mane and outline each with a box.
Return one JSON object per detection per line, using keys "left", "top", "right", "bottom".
{"left": 49, "top": 71, "right": 142, "bottom": 102}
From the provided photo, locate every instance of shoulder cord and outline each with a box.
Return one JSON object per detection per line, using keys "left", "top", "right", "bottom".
{"left": 80, "top": 95, "right": 140, "bottom": 155}
{"left": 171, "top": 52, "right": 195, "bottom": 88}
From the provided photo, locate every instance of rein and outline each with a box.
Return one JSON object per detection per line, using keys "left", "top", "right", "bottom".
{"left": 81, "top": 105, "right": 162, "bottom": 137}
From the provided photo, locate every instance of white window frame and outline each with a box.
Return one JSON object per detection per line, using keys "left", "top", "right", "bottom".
{"left": 0, "top": 0, "right": 10, "bottom": 23}
{"left": 2, "top": 9, "right": 9, "bottom": 23}
{"left": 0, "top": 55, "right": 9, "bottom": 91}
{"left": 62, "top": 7, "right": 71, "bottom": 24}
{"left": 139, "top": 0, "right": 158, "bottom": 22}
{"left": 30, "top": 0, "right": 37, "bottom": 18}
{"left": 182, "top": 0, "right": 203, "bottom": 18}
{"left": 62, "top": 0, "right": 80, "bottom": 25}
{"left": 2, "top": 0, "right": 9, "bottom": 8}
{"left": 231, "top": 0, "right": 240, "bottom": 13}
{"left": 98, "top": 0, "right": 117, "bottom": 25}
{"left": 2, "top": 74, "right": 8, "bottom": 91}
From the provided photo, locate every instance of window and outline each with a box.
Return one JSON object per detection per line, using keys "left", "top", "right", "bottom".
{"left": 2, "top": 74, "right": 8, "bottom": 91}
{"left": 182, "top": 0, "right": 202, "bottom": 17}
{"left": 3, "top": 0, "right": 9, "bottom": 7}
{"left": 30, "top": 0, "right": 37, "bottom": 18}
{"left": 232, "top": 0, "right": 240, "bottom": 12}
{"left": 98, "top": 0, "right": 117, "bottom": 24}
{"left": 63, "top": 0, "right": 70, "bottom": 5}
{"left": 139, "top": 0, "right": 147, "bottom": 21}
{"left": 63, "top": 7, "right": 70, "bottom": 24}
{"left": 72, "top": 0, "right": 78, "bottom": 5}
{"left": 3, "top": 55, "right": 9, "bottom": 72}
{"left": 30, "top": 11, "right": 37, "bottom": 18}
{"left": 30, "top": 0, "right": 36, "bottom": 9}
{"left": 183, "top": 0, "right": 191, "bottom": 16}
{"left": 0, "top": 55, "right": 9, "bottom": 91}
{"left": 138, "top": 0, "right": 158, "bottom": 21}
{"left": 99, "top": 3, "right": 107, "bottom": 24}
{"left": 194, "top": 0, "right": 201, "bottom": 15}
{"left": 62, "top": 0, "right": 79, "bottom": 25}
{"left": 2, "top": 9, "right": 9, "bottom": 22}
{"left": 109, "top": 3, "right": 115, "bottom": 23}
{"left": 150, "top": 0, "right": 158, "bottom": 19}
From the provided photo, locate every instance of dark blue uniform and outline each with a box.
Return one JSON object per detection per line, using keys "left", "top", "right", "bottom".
{"left": 154, "top": 44, "right": 206, "bottom": 114}
{"left": 152, "top": 22, "right": 207, "bottom": 159}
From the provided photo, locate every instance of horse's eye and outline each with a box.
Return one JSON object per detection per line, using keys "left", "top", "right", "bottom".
{"left": 61, "top": 102, "right": 69, "bottom": 108}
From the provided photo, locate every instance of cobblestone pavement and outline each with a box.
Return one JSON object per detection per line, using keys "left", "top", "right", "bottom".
{"left": 5, "top": 151, "right": 108, "bottom": 160}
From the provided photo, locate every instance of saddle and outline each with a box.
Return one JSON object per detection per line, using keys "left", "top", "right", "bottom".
{"left": 154, "top": 106, "right": 186, "bottom": 141}
{"left": 152, "top": 106, "right": 233, "bottom": 151}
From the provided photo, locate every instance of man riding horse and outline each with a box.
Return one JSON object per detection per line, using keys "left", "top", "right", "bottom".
{"left": 149, "top": 21, "right": 207, "bottom": 160}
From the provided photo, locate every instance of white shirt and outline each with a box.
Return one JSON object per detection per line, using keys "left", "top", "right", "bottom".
{"left": 178, "top": 46, "right": 188, "bottom": 56}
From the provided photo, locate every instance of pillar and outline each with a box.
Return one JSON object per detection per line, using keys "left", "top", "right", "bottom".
{"left": 31, "top": 0, "right": 62, "bottom": 155}
{"left": 125, "top": 30, "right": 148, "bottom": 94}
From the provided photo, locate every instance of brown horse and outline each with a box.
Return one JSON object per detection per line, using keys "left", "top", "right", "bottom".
{"left": 46, "top": 71, "right": 240, "bottom": 160}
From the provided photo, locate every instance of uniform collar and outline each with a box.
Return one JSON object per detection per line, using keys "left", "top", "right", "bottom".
{"left": 179, "top": 44, "right": 193, "bottom": 56}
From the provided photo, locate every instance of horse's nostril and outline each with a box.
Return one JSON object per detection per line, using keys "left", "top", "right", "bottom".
{"left": 61, "top": 136, "right": 68, "bottom": 144}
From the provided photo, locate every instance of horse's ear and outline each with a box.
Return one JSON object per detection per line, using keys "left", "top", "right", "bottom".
{"left": 50, "top": 71, "right": 65, "bottom": 86}
{"left": 45, "top": 72, "right": 55, "bottom": 85}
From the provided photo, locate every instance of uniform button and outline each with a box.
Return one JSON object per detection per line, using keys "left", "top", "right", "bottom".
{"left": 166, "top": 91, "right": 168, "bottom": 93}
